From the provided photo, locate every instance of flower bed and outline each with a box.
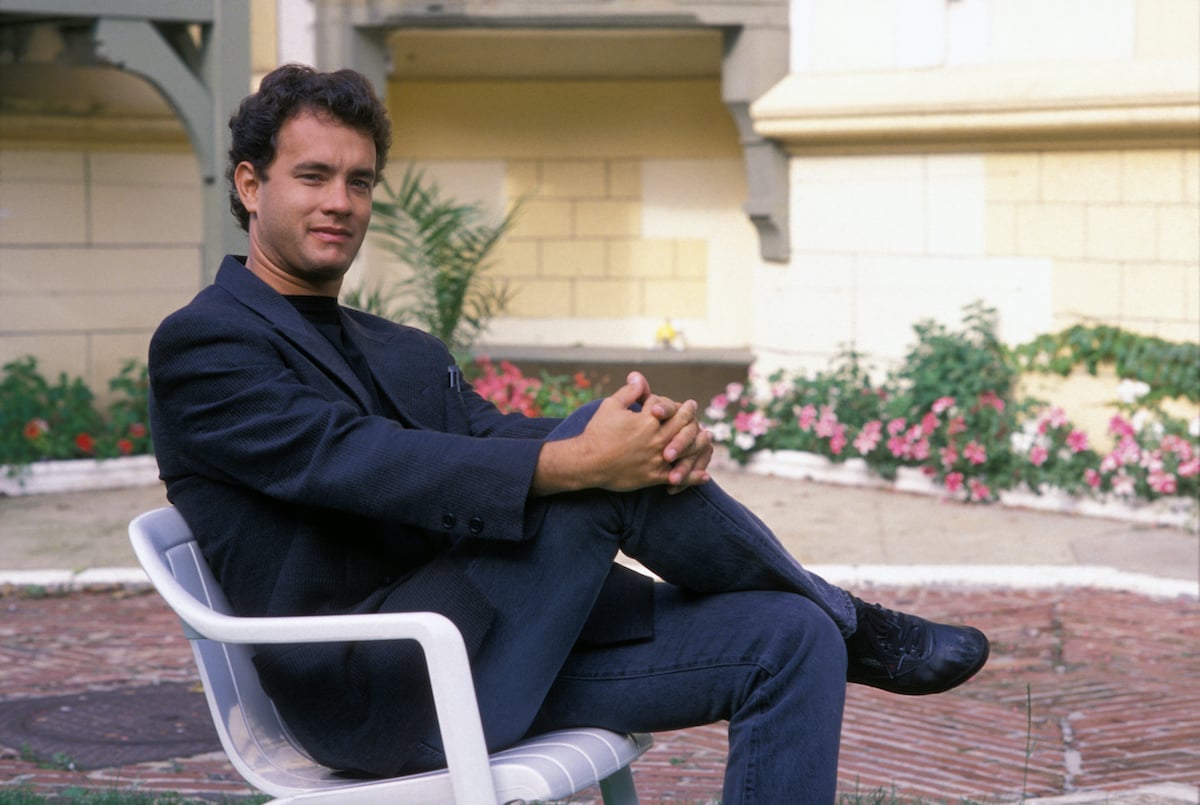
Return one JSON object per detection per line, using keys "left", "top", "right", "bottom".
{"left": 703, "top": 305, "right": 1199, "bottom": 520}
{"left": 717, "top": 448, "right": 1196, "bottom": 529}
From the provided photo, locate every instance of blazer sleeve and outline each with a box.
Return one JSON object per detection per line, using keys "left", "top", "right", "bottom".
{"left": 149, "top": 305, "right": 544, "bottom": 543}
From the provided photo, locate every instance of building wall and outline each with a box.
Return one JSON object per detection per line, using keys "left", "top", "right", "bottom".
{"left": 0, "top": 147, "right": 202, "bottom": 395}
{"left": 367, "top": 31, "right": 760, "bottom": 351}
{"left": 748, "top": 0, "right": 1200, "bottom": 382}
{"left": 0, "top": 0, "right": 275, "bottom": 399}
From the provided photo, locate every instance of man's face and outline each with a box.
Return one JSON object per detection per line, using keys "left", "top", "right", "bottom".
{"left": 236, "top": 109, "right": 376, "bottom": 296}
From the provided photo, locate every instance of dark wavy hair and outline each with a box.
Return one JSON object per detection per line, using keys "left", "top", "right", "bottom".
{"left": 227, "top": 64, "right": 392, "bottom": 231}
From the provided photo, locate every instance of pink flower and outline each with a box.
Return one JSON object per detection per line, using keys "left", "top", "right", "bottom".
{"left": 963, "top": 440, "right": 988, "bottom": 465}
{"left": 932, "top": 396, "right": 956, "bottom": 415}
{"left": 1066, "top": 430, "right": 1089, "bottom": 453}
{"left": 1028, "top": 445, "right": 1049, "bottom": 467}
{"left": 828, "top": 424, "right": 848, "bottom": 456}
{"left": 920, "top": 412, "right": 938, "bottom": 436}
{"left": 1148, "top": 470, "right": 1177, "bottom": 495}
{"left": 1178, "top": 457, "right": 1199, "bottom": 477}
{"left": 940, "top": 444, "right": 958, "bottom": 468}
{"left": 795, "top": 404, "right": 818, "bottom": 431}
{"left": 734, "top": 410, "right": 770, "bottom": 436}
{"left": 1161, "top": 435, "right": 1194, "bottom": 458}
{"left": 1041, "top": 406, "right": 1068, "bottom": 430}
{"left": 814, "top": 406, "right": 840, "bottom": 439}
{"left": 853, "top": 421, "right": 882, "bottom": 455}
{"left": 1084, "top": 468, "right": 1102, "bottom": 488}
{"left": 944, "top": 472, "right": 964, "bottom": 493}
{"left": 725, "top": 382, "right": 744, "bottom": 402}
{"left": 1112, "top": 435, "right": 1141, "bottom": 466}
{"left": 968, "top": 477, "right": 992, "bottom": 500}
{"left": 886, "top": 417, "right": 907, "bottom": 436}
{"left": 910, "top": 437, "right": 931, "bottom": 462}
{"left": 978, "top": 390, "right": 1005, "bottom": 412}
{"left": 1111, "top": 472, "right": 1135, "bottom": 497}
{"left": 887, "top": 435, "right": 910, "bottom": 458}
{"left": 1109, "top": 414, "right": 1135, "bottom": 438}
{"left": 947, "top": 416, "right": 967, "bottom": 436}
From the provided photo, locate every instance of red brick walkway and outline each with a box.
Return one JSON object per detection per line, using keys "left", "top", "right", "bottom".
{"left": 1, "top": 585, "right": 1197, "bottom": 803}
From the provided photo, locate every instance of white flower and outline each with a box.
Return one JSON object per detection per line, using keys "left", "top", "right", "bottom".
{"left": 734, "top": 432, "right": 756, "bottom": 451}
{"left": 1115, "top": 379, "right": 1151, "bottom": 404}
{"left": 1189, "top": 417, "right": 1200, "bottom": 438}
{"left": 705, "top": 404, "right": 726, "bottom": 420}
{"left": 1010, "top": 430, "right": 1036, "bottom": 454}
{"left": 710, "top": 422, "right": 732, "bottom": 443}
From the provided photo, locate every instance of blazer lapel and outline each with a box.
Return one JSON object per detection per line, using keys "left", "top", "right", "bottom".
{"left": 213, "top": 259, "right": 378, "bottom": 414}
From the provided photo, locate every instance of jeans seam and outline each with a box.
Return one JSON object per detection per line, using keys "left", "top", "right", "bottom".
{"left": 555, "top": 656, "right": 780, "bottom": 682}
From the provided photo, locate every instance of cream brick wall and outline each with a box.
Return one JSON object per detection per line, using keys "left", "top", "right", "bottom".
{"left": 984, "top": 148, "right": 1200, "bottom": 340}
{"left": 755, "top": 153, "right": 1054, "bottom": 375}
{"left": 494, "top": 158, "right": 709, "bottom": 323}
{"left": 0, "top": 148, "right": 202, "bottom": 396}
{"left": 382, "top": 70, "right": 741, "bottom": 349}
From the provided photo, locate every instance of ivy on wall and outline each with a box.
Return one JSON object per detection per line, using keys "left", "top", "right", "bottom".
{"left": 1013, "top": 325, "right": 1200, "bottom": 403}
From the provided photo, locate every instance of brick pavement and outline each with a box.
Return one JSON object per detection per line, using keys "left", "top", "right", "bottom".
{"left": 1, "top": 584, "right": 1197, "bottom": 804}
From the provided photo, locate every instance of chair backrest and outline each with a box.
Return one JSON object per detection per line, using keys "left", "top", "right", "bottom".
{"left": 129, "top": 508, "right": 373, "bottom": 796}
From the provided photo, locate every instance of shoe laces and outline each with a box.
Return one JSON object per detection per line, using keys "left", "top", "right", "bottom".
{"left": 853, "top": 600, "right": 924, "bottom": 676}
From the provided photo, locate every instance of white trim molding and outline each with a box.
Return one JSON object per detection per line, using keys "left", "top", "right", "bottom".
{"left": 751, "top": 61, "right": 1200, "bottom": 154}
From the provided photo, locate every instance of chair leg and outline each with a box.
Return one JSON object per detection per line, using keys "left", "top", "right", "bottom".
{"left": 598, "top": 766, "right": 638, "bottom": 805}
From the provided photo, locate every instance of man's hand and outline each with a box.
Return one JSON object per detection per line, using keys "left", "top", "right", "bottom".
{"left": 532, "top": 372, "right": 713, "bottom": 497}
{"left": 625, "top": 372, "right": 713, "bottom": 494}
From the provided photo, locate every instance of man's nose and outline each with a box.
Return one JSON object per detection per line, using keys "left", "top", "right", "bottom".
{"left": 323, "top": 181, "right": 353, "bottom": 213}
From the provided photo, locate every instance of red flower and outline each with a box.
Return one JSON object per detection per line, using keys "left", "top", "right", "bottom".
{"left": 128, "top": 422, "right": 147, "bottom": 438}
{"left": 74, "top": 433, "right": 95, "bottom": 454}
{"left": 573, "top": 372, "right": 591, "bottom": 389}
{"left": 117, "top": 438, "right": 134, "bottom": 455}
{"left": 23, "top": 418, "right": 49, "bottom": 439}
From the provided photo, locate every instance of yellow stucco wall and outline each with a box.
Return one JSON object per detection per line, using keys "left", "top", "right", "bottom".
{"left": 991, "top": 148, "right": 1200, "bottom": 438}
{"left": 385, "top": 77, "right": 738, "bottom": 323}
{"left": 985, "top": 149, "right": 1200, "bottom": 342}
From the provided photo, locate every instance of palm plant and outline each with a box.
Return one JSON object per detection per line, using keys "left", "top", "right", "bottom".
{"left": 345, "top": 166, "right": 517, "bottom": 353}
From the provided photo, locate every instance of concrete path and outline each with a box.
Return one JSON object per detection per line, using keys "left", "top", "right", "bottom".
{"left": 1, "top": 469, "right": 1197, "bottom": 804}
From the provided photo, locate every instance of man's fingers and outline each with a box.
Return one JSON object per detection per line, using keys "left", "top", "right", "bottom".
{"left": 608, "top": 377, "right": 649, "bottom": 410}
{"left": 661, "top": 401, "right": 700, "bottom": 462}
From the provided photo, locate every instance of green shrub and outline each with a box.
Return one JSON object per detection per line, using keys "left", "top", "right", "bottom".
{"left": 0, "top": 357, "right": 151, "bottom": 469}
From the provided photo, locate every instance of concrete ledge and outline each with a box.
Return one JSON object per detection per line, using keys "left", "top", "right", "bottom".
{"left": 752, "top": 60, "right": 1200, "bottom": 153}
{"left": 1024, "top": 782, "right": 1200, "bottom": 804}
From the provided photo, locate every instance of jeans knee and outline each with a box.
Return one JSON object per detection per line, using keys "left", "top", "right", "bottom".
{"left": 768, "top": 595, "right": 847, "bottom": 681}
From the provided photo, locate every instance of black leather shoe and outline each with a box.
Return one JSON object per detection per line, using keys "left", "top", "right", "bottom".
{"left": 845, "top": 596, "right": 989, "bottom": 695}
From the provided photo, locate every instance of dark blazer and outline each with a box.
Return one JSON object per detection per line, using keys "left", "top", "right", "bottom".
{"left": 149, "top": 256, "right": 652, "bottom": 775}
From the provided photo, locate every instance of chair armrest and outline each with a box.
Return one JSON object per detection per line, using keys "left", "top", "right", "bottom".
{"left": 144, "top": 557, "right": 498, "bottom": 804}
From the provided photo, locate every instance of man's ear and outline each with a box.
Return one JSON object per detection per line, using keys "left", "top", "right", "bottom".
{"left": 233, "top": 161, "right": 261, "bottom": 215}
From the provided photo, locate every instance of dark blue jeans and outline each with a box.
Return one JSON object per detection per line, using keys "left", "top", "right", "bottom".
{"left": 452, "top": 402, "right": 853, "bottom": 803}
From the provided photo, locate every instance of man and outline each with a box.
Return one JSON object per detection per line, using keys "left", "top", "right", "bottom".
{"left": 149, "top": 64, "right": 988, "bottom": 803}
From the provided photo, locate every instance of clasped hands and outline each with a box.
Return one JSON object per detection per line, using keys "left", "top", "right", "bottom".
{"left": 532, "top": 371, "right": 714, "bottom": 497}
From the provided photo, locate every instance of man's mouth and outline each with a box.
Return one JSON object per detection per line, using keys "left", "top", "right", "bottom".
{"left": 311, "top": 226, "right": 352, "bottom": 243}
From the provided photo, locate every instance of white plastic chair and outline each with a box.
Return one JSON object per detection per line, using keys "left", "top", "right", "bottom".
{"left": 129, "top": 506, "right": 651, "bottom": 804}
